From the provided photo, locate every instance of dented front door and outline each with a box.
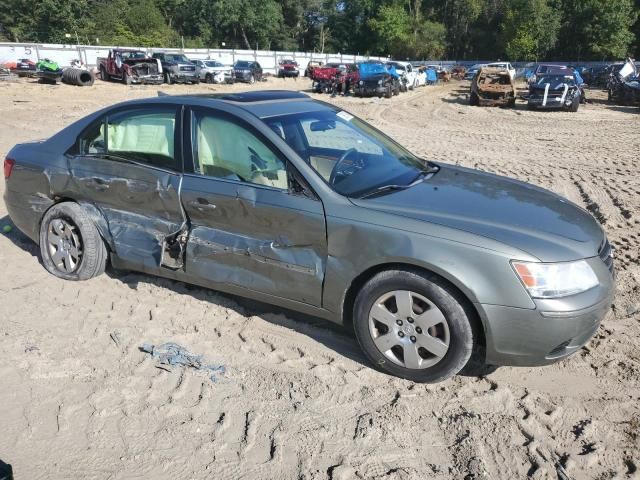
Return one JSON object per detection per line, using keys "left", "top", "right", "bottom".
{"left": 181, "top": 177, "right": 327, "bottom": 306}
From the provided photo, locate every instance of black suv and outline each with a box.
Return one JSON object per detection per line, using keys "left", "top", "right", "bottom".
{"left": 233, "top": 61, "right": 263, "bottom": 83}
{"left": 151, "top": 52, "right": 199, "bottom": 84}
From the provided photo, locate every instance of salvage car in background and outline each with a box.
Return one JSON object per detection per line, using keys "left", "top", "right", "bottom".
{"left": 152, "top": 52, "right": 199, "bottom": 84}
{"left": 387, "top": 61, "right": 418, "bottom": 91}
{"left": 99, "top": 49, "right": 163, "bottom": 85}
{"left": 233, "top": 60, "right": 263, "bottom": 83}
{"left": 193, "top": 59, "right": 233, "bottom": 84}
{"left": 3, "top": 90, "right": 615, "bottom": 383}
{"left": 463, "top": 64, "right": 485, "bottom": 80}
{"left": 354, "top": 62, "right": 400, "bottom": 98}
{"left": 486, "top": 62, "right": 516, "bottom": 80}
{"left": 607, "top": 58, "right": 640, "bottom": 106}
{"left": 13, "top": 58, "right": 37, "bottom": 77}
{"left": 528, "top": 70, "right": 582, "bottom": 111}
{"left": 305, "top": 60, "right": 323, "bottom": 78}
{"left": 278, "top": 59, "right": 300, "bottom": 78}
{"left": 469, "top": 67, "right": 516, "bottom": 107}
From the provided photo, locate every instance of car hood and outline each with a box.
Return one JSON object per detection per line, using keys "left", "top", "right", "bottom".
{"left": 350, "top": 164, "right": 604, "bottom": 262}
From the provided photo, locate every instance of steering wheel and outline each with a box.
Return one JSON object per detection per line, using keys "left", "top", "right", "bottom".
{"left": 329, "top": 148, "right": 358, "bottom": 185}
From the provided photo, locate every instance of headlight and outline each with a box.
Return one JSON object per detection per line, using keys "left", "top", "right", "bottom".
{"left": 512, "top": 260, "right": 599, "bottom": 298}
{"left": 378, "top": 79, "right": 383, "bottom": 85}
{"left": 359, "top": 80, "right": 363, "bottom": 86}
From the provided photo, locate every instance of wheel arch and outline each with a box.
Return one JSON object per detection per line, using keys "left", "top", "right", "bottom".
{"left": 340, "top": 261, "right": 486, "bottom": 349}
{"left": 39, "top": 198, "right": 114, "bottom": 252}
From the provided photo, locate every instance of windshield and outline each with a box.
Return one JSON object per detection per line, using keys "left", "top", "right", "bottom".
{"left": 264, "top": 109, "right": 436, "bottom": 197}
{"left": 469, "top": 64, "right": 483, "bottom": 70}
{"left": 165, "top": 54, "right": 190, "bottom": 63}
{"left": 204, "top": 61, "right": 223, "bottom": 68}
{"left": 121, "top": 51, "right": 146, "bottom": 60}
{"left": 535, "top": 75, "right": 575, "bottom": 87}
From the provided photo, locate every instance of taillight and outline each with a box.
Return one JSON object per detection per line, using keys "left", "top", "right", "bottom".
{"left": 4, "top": 158, "right": 15, "bottom": 179}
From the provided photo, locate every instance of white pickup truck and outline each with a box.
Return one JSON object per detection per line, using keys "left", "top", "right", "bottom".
{"left": 194, "top": 59, "right": 234, "bottom": 84}
{"left": 387, "top": 61, "right": 419, "bottom": 91}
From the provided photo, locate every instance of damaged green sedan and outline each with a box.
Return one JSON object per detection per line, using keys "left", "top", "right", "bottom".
{"left": 3, "top": 91, "right": 614, "bottom": 382}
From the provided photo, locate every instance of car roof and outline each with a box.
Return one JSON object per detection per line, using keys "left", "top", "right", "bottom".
{"left": 120, "top": 90, "right": 332, "bottom": 119}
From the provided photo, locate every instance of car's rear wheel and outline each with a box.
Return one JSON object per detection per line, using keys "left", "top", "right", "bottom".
{"left": 353, "top": 269, "right": 475, "bottom": 383}
{"left": 249, "top": 74, "right": 255, "bottom": 84}
{"left": 469, "top": 91, "right": 479, "bottom": 106}
{"left": 39, "top": 202, "right": 107, "bottom": 281}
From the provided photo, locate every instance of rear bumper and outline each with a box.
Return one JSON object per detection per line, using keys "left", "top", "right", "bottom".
{"left": 478, "top": 264, "right": 615, "bottom": 366}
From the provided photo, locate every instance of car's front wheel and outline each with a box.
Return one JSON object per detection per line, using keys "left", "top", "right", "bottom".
{"left": 39, "top": 202, "right": 108, "bottom": 281}
{"left": 353, "top": 269, "right": 475, "bottom": 383}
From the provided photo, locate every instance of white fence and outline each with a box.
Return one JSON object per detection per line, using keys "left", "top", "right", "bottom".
{"left": 0, "top": 42, "right": 384, "bottom": 74}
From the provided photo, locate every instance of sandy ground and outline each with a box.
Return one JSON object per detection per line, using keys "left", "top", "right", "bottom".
{"left": 0, "top": 76, "right": 639, "bottom": 480}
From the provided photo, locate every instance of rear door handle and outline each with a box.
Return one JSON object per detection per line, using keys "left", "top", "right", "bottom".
{"left": 188, "top": 198, "right": 217, "bottom": 211}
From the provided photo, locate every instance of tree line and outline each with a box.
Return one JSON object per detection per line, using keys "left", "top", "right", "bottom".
{"left": 1, "top": 0, "right": 638, "bottom": 61}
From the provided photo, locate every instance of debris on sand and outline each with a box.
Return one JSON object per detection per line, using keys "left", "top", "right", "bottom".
{"left": 141, "top": 342, "right": 225, "bottom": 382}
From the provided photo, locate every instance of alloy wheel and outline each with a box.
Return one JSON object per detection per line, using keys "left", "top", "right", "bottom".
{"left": 47, "top": 218, "right": 83, "bottom": 273}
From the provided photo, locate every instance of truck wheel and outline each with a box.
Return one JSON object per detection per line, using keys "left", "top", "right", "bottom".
{"left": 469, "top": 91, "right": 479, "bottom": 106}
{"left": 123, "top": 72, "right": 132, "bottom": 85}
{"left": 385, "top": 86, "right": 392, "bottom": 98}
{"left": 193, "top": 77, "right": 200, "bottom": 85}
{"left": 353, "top": 269, "right": 476, "bottom": 383}
{"left": 249, "top": 74, "right": 255, "bottom": 84}
{"left": 205, "top": 73, "right": 213, "bottom": 84}
{"left": 39, "top": 202, "right": 108, "bottom": 281}
{"left": 164, "top": 73, "right": 173, "bottom": 85}
{"left": 100, "top": 66, "right": 109, "bottom": 81}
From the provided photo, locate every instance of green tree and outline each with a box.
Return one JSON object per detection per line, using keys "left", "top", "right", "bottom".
{"left": 501, "top": 0, "right": 561, "bottom": 60}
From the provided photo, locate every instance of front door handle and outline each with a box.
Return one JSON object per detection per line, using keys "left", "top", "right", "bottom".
{"left": 188, "top": 198, "right": 217, "bottom": 211}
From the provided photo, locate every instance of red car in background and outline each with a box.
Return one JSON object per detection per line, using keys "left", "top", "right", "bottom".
{"left": 13, "top": 58, "right": 37, "bottom": 77}
{"left": 311, "top": 63, "right": 358, "bottom": 94}
{"left": 278, "top": 59, "right": 300, "bottom": 78}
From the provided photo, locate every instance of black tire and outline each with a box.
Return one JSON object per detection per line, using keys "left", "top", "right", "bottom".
{"left": 39, "top": 202, "right": 108, "bottom": 281}
{"left": 205, "top": 73, "right": 213, "bottom": 84}
{"left": 193, "top": 78, "right": 200, "bottom": 85}
{"left": 569, "top": 96, "right": 580, "bottom": 112}
{"left": 100, "top": 65, "right": 109, "bottom": 81}
{"left": 384, "top": 85, "right": 392, "bottom": 98}
{"left": 164, "top": 72, "right": 173, "bottom": 84}
{"left": 469, "top": 91, "right": 479, "bottom": 106}
{"left": 123, "top": 71, "right": 131, "bottom": 85}
{"left": 249, "top": 74, "right": 255, "bottom": 84}
{"left": 353, "top": 269, "right": 476, "bottom": 383}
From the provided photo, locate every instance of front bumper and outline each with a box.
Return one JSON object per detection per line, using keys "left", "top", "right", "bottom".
{"left": 353, "top": 84, "right": 387, "bottom": 96}
{"left": 478, "top": 95, "right": 514, "bottom": 106}
{"left": 528, "top": 94, "right": 575, "bottom": 109}
{"left": 279, "top": 70, "right": 299, "bottom": 77}
{"left": 170, "top": 70, "right": 198, "bottom": 83}
{"left": 132, "top": 75, "right": 163, "bottom": 85}
{"left": 479, "top": 256, "right": 615, "bottom": 366}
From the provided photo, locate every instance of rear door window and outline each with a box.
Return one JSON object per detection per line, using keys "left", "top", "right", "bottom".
{"left": 105, "top": 107, "right": 178, "bottom": 170}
